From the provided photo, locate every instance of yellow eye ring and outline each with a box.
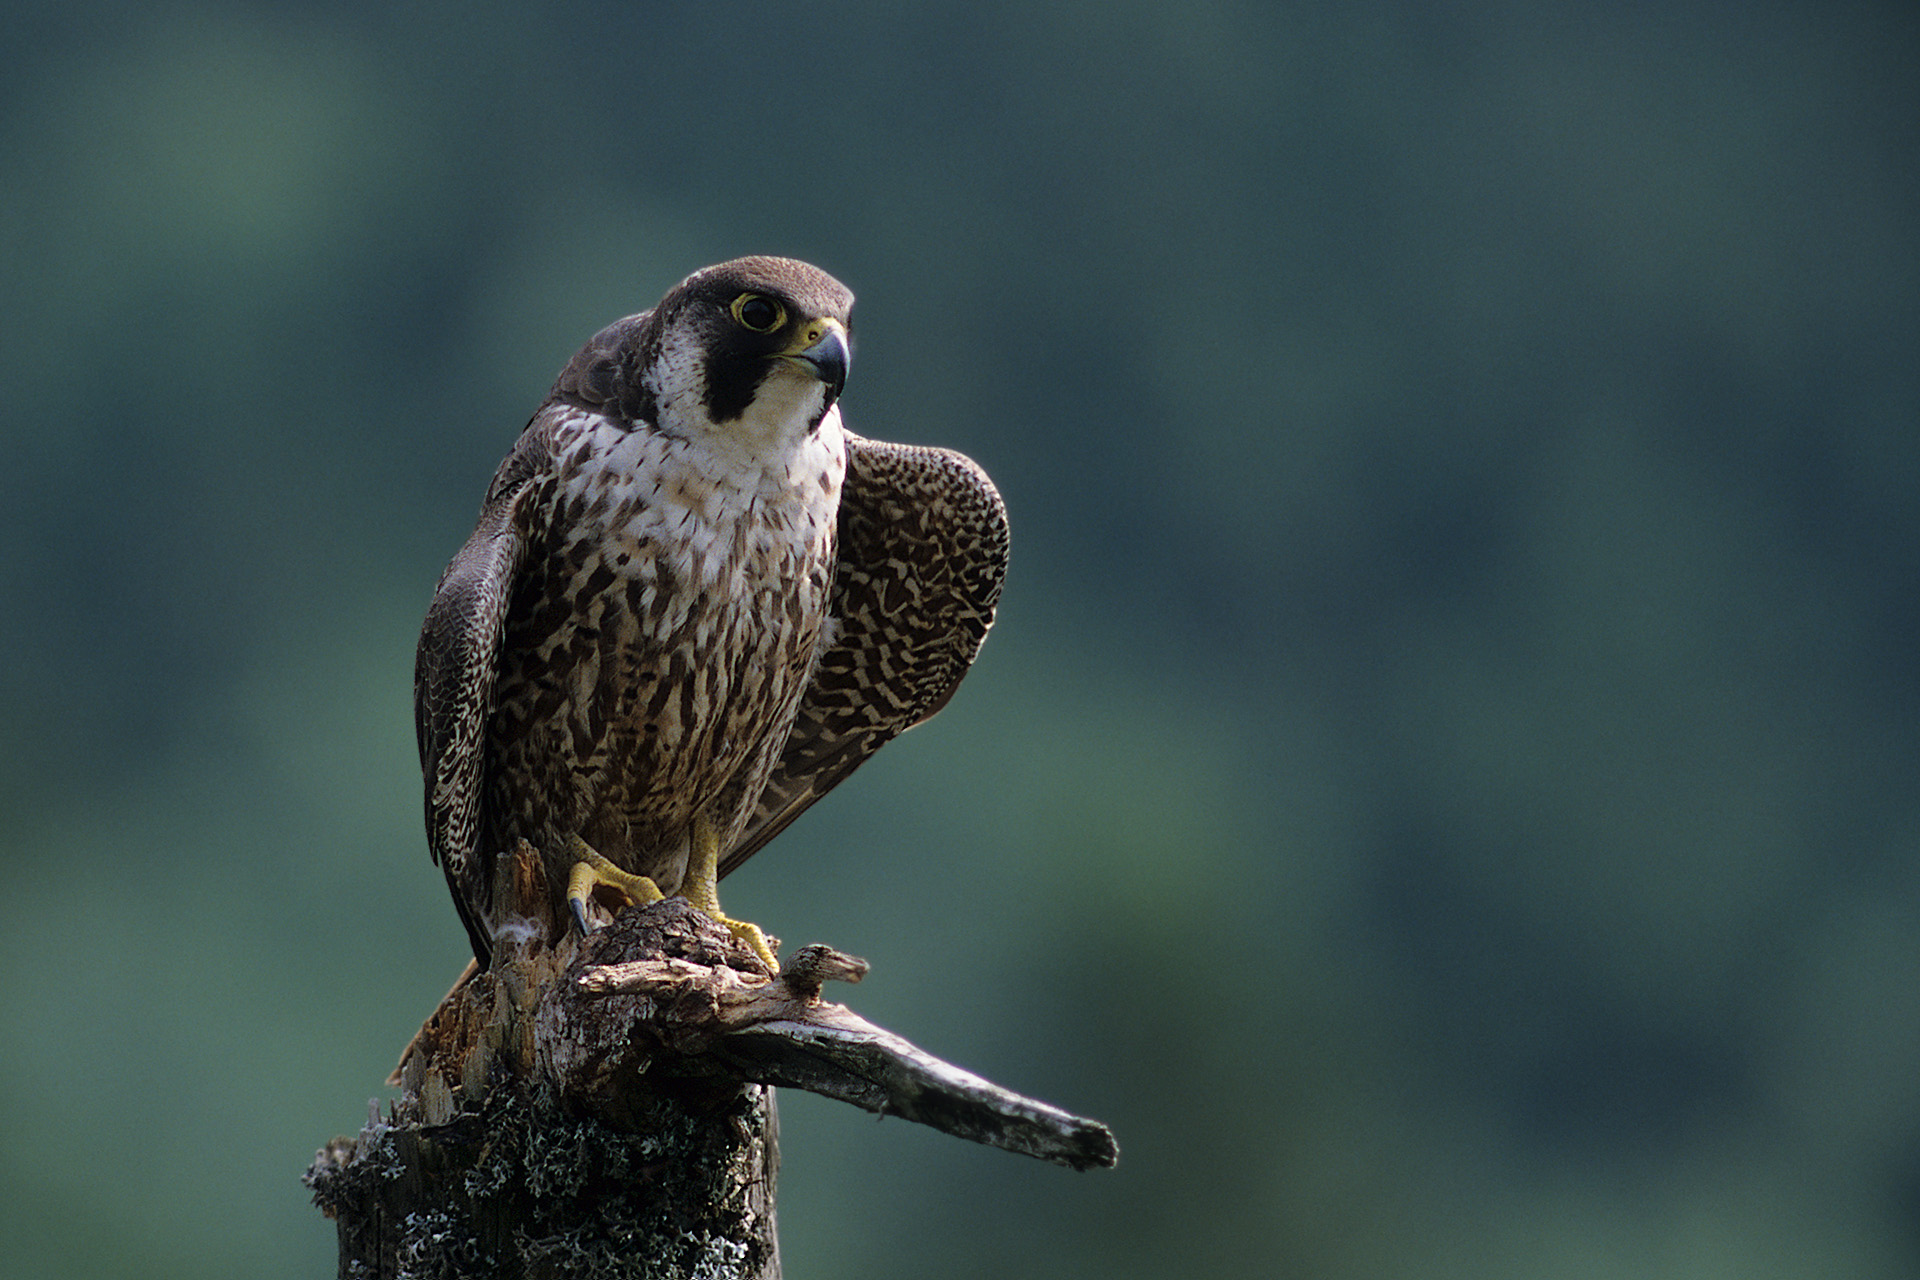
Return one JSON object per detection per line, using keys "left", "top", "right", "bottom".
{"left": 730, "top": 293, "right": 786, "bottom": 333}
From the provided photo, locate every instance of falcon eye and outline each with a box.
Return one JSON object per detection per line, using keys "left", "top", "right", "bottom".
{"left": 731, "top": 293, "right": 786, "bottom": 333}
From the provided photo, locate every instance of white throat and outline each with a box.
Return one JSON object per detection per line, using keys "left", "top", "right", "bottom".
{"left": 645, "top": 323, "right": 836, "bottom": 470}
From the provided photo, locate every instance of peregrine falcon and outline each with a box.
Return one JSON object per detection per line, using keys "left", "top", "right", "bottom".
{"left": 415, "top": 257, "right": 1008, "bottom": 973}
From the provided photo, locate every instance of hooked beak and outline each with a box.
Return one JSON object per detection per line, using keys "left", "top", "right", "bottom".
{"left": 784, "top": 320, "right": 850, "bottom": 408}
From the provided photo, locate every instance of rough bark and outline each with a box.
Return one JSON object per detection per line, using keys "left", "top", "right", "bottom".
{"left": 308, "top": 884, "right": 1116, "bottom": 1279}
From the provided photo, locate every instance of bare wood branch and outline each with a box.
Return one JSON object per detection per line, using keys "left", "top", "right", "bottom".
{"left": 573, "top": 937, "right": 1117, "bottom": 1170}
{"left": 309, "top": 896, "right": 1115, "bottom": 1277}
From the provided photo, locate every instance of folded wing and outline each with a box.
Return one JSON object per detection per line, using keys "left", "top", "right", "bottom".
{"left": 720, "top": 433, "right": 1010, "bottom": 876}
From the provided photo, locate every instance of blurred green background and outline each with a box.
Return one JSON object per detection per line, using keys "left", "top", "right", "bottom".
{"left": 2, "top": 2, "right": 1915, "bottom": 1276}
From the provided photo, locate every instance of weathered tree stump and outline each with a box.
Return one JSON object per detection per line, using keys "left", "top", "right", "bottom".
{"left": 308, "top": 894, "right": 1116, "bottom": 1279}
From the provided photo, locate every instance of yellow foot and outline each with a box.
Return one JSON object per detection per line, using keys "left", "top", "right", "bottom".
{"left": 683, "top": 814, "right": 781, "bottom": 974}
{"left": 564, "top": 837, "right": 664, "bottom": 938}
{"left": 711, "top": 912, "right": 780, "bottom": 975}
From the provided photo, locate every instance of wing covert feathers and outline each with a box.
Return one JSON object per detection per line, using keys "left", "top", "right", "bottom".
{"left": 415, "top": 423, "right": 551, "bottom": 962}
{"left": 720, "top": 433, "right": 1010, "bottom": 876}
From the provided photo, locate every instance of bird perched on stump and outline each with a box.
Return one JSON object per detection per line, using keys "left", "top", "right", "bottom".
{"left": 415, "top": 257, "right": 1008, "bottom": 973}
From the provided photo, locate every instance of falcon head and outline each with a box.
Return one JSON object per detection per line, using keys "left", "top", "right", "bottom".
{"left": 554, "top": 256, "right": 854, "bottom": 446}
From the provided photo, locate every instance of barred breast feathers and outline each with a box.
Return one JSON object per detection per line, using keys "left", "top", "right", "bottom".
{"left": 548, "top": 405, "right": 847, "bottom": 595}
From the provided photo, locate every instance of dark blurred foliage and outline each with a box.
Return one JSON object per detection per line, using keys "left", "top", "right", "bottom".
{"left": 1, "top": 2, "right": 1915, "bottom": 1276}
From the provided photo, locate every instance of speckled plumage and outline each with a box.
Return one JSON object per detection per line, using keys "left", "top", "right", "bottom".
{"left": 416, "top": 258, "right": 1008, "bottom": 966}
